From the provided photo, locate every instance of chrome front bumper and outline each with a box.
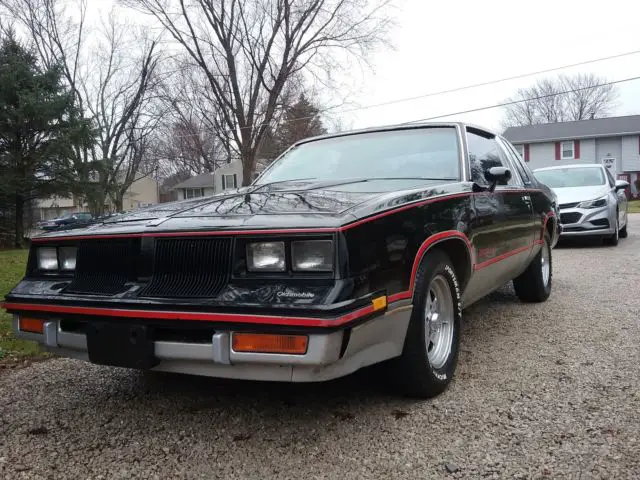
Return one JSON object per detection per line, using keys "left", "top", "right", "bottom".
{"left": 12, "top": 304, "right": 412, "bottom": 382}
{"left": 559, "top": 205, "right": 615, "bottom": 237}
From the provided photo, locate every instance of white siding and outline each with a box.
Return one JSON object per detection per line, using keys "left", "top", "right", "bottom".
{"left": 595, "top": 137, "right": 623, "bottom": 175}
{"left": 621, "top": 135, "right": 640, "bottom": 172}
{"left": 214, "top": 161, "right": 243, "bottom": 191}
{"left": 581, "top": 138, "right": 596, "bottom": 162}
{"left": 519, "top": 138, "right": 598, "bottom": 170}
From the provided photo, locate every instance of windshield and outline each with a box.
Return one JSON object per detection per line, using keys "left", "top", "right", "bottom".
{"left": 255, "top": 127, "right": 460, "bottom": 185}
{"left": 534, "top": 167, "right": 606, "bottom": 188}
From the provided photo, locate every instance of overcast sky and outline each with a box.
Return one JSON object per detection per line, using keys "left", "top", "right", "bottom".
{"left": 342, "top": 0, "right": 640, "bottom": 132}
{"left": 89, "top": 0, "right": 640, "bottom": 134}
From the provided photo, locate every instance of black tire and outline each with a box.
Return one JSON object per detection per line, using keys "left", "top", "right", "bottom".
{"left": 604, "top": 216, "right": 619, "bottom": 246}
{"left": 390, "top": 249, "right": 461, "bottom": 399}
{"left": 513, "top": 232, "right": 552, "bottom": 303}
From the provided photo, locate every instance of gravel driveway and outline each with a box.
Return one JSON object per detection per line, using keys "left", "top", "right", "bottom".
{"left": 2, "top": 216, "right": 639, "bottom": 479}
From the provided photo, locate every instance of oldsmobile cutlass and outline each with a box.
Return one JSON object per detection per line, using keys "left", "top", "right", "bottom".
{"left": 3, "top": 123, "right": 559, "bottom": 398}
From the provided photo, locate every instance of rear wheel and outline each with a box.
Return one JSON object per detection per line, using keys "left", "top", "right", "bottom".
{"left": 390, "top": 249, "right": 461, "bottom": 399}
{"left": 513, "top": 232, "right": 552, "bottom": 303}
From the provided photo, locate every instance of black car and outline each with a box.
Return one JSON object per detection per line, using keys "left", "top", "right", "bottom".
{"left": 3, "top": 123, "right": 559, "bottom": 398}
{"left": 39, "top": 212, "right": 93, "bottom": 231}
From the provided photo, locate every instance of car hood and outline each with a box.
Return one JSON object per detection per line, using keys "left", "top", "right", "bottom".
{"left": 552, "top": 185, "right": 610, "bottom": 205}
{"left": 33, "top": 178, "right": 457, "bottom": 238}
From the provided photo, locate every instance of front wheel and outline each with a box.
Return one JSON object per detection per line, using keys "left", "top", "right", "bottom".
{"left": 619, "top": 220, "right": 628, "bottom": 238}
{"left": 513, "top": 232, "right": 552, "bottom": 303}
{"left": 604, "top": 215, "right": 620, "bottom": 246}
{"left": 390, "top": 249, "right": 461, "bottom": 399}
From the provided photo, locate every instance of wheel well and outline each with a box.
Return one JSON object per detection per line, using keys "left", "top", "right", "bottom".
{"left": 431, "top": 239, "right": 472, "bottom": 291}
{"left": 545, "top": 216, "right": 555, "bottom": 239}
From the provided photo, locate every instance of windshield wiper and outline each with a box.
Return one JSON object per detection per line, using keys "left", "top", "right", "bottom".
{"left": 249, "top": 177, "right": 317, "bottom": 193}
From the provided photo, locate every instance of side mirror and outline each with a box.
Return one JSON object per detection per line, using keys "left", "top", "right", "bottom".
{"left": 484, "top": 166, "right": 511, "bottom": 192}
{"left": 615, "top": 179, "right": 629, "bottom": 191}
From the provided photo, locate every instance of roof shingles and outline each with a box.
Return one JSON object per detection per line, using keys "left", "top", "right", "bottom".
{"left": 503, "top": 115, "right": 640, "bottom": 144}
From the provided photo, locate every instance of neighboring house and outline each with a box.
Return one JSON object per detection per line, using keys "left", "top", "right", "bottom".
{"left": 172, "top": 161, "right": 243, "bottom": 200}
{"left": 503, "top": 115, "right": 640, "bottom": 196}
{"left": 35, "top": 172, "right": 159, "bottom": 220}
{"left": 118, "top": 173, "right": 159, "bottom": 211}
{"left": 35, "top": 196, "right": 82, "bottom": 221}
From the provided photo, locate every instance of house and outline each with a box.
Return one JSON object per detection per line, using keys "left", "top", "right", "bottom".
{"left": 503, "top": 115, "right": 640, "bottom": 196}
{"left": 120, "top": 173, "right": 159, "bottom": 211}
{"left": 35, "top": 195, "right": 79, "bottom": 221}
{"left": 172, "top": 161, "right": 243, "bottom": 200}
{"left": 35, "top": 172, "right": 159, "bottom": 220}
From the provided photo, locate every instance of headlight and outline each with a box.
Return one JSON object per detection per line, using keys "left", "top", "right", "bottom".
{"left": 37, "top": 247, "right": 58, "bottom": 270}
{"left": 577, "top": 196, "right": 608, "bottom": 209}
{"left": 59, "top": 246, "right": 77, "bottom": 271}
{"left": 246, "top": 242, "right": 286, "bottom": 272}
{"left": 291, "top": 240, "right": 333, "bottom": 272}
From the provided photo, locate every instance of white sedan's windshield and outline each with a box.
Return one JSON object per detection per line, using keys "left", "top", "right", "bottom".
{"left": 534, "top": 167, "right": 606, "bottom": 188}
{"left": 255, "top": 127, "right": 460, "bottom": 185}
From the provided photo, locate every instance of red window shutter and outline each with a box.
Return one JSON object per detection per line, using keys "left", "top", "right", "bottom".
{"left": 555, "top": 142, "right": 561, "bottom": 160}
{"left": 524, "top": 144, "right": 530, "bottom": 162}
{"left": 574, "top": 140, "right": 580, "bottom": 159}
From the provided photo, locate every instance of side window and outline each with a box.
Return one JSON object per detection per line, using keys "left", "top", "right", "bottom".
{"left": 466, "top": 129, "right": 513, "bottom": 186}
{"left": 499, "top": 137, "right": 532, "bottom": 186}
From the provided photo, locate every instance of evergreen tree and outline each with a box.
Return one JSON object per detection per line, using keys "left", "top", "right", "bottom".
{"left": 0, "top": 34, "right": 92, "bottom": 247}
{"left": 274, "top": 94, "right": 327, "bottom": 156}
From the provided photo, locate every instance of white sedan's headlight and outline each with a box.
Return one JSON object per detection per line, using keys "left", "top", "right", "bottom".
{"left": 59, "top": 246, "right": 77, "bottom": 271}
{"left": 291, "top": 240, "right": 333, "bottom": 272}
{"left": 37, "top": 247, "right": 58, "bottom": 270}
{"left": 246, "top": 242, "right": 286, "bottom": 272}
{"left": 577, "top": 196, "right": 608, "bottom": 209}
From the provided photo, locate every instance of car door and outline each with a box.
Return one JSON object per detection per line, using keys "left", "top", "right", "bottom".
{"left": 462, "top": 128, "right": 536, "bottom": 306}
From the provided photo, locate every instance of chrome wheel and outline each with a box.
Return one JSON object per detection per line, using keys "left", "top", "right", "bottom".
{"left": 541, "top": 240, "right": 551, "bottom": 287}
{"left": 424, "top": 274, "right": 454, "bottom": 369}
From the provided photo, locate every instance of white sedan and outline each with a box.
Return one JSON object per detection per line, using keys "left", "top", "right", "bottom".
{"left": 533, "top": 164, "right": 629, "bottom": 246}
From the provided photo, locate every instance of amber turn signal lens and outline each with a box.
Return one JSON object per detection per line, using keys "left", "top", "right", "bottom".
{"left": 371, "top": 295, "right": 387, "bottom": 311}
{"left": 19, "top": 317, "right": 44, "bottom": 334}
{"left": 232, "top": 333, "right": 308, "bottom": 355}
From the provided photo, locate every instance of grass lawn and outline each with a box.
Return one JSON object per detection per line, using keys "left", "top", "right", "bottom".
{"left": 0, "top": 249, "right": 41, "bottom": 360}
{"left": 628, "top": 199, "right": 640, "bottom": 214}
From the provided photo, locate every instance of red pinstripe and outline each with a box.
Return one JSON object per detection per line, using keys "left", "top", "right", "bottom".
{"left": 17, "top": 189, "right": 552, "bottom": 323}
{"left": 29, "top": 189, "right": 544, "bottom": 243}
{"left": 1, "top": 302, "right": 375, "bottom": 328}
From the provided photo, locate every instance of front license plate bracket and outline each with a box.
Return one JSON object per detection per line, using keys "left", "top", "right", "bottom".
{"left": 86, "top": 322, "right": 159, "bottom": 370}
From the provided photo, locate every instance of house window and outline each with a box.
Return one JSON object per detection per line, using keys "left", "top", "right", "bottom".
{"left": 222, "top": 174, "right": 238, "bottom": 190}
{"left": 185, "top": 188, "right": 203, "bottom": 199}
{"left": 561, "top": 141, "right": 574, "bottom": 159}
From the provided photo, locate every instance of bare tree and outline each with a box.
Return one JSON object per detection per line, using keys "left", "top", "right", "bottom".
{"left": 122, "top": 0, "right": 392, "bottom": 186}
{"left": 79, "top": 12, "right": 162, "bottom": 213}
{"left": 502, "top": 73, "right": 618, "bottom": 128}
{"left": 152, "top": 64, "right": 231, "bottom": 175}
{"left": 1, "top": 0, "right": 163, "bottom": 214}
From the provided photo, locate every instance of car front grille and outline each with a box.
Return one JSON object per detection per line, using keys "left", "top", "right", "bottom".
{"left": 62, "top": 237, "right": 233, "bottom": 298}
{"left": 559, "top": 202, "right": 579, "bottom": 210}
{"left": 64, "top": 239, "right": 136, "bottom": 296}
{"left": 560, "top": 212, "right": 582, "bottom": 225}
{"left": 138, "top": 238, "right": 233, "bottom": 298}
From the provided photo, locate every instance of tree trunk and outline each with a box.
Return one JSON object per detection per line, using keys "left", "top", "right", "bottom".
{"left": 14, "top": 193, "right": 24, "bottom": 249}
{"left": 241, "top": 151, "right": 256, "bottom": 186}
{"left": 114, "top": 193, "right": 124, "bottom": 213}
